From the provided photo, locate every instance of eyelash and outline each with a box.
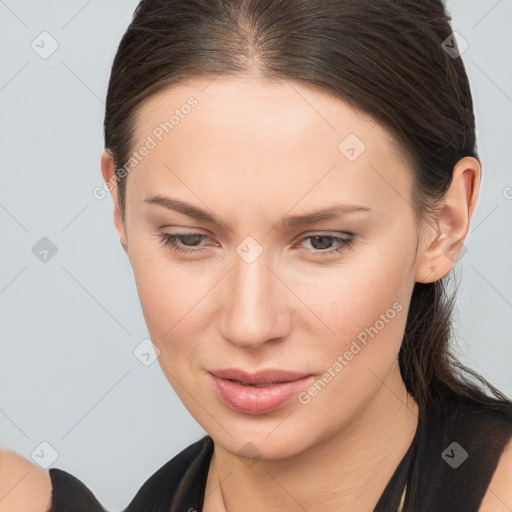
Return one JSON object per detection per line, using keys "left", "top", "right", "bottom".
{"left": 157, "top": 232, "right": 354, "bottom": 257}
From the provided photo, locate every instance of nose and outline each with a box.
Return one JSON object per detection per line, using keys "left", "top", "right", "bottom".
{"left": 220, "top": 246, "right": 289, "bottom": 350}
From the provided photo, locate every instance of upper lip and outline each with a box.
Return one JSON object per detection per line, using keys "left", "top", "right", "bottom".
{"left": 208, "top": 368, "right": 311, "bottom": 385}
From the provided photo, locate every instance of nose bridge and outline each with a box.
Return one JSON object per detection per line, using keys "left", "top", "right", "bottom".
{"left": 221, "top": 242, "right": 284, "bottom": 348}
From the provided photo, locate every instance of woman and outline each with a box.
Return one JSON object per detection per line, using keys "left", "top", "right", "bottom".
{"left": 1, "top": 0, "right": 511, "bottom": 510}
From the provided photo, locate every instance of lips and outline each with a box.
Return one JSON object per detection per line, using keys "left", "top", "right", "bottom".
{"left": 207, "top": 368, "right": 313, "bottom": 415}
{"left": 208, "top": 368, "right": 311, "bottom": 385}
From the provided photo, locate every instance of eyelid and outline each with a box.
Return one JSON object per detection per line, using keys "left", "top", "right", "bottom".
{"left": 295, "top": 230, "right": 353, "bottom": 241}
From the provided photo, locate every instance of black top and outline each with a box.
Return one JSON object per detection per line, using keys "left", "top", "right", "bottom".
{"left": 48, "top": 392, "right": 512, "bottom": 512}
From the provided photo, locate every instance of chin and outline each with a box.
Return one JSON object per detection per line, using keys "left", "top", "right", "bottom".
{"left": 228, "top": 437, "right": 305, "bottom": 462}
{"left": 209, "top": 420, "right": 319, "bottom": 462}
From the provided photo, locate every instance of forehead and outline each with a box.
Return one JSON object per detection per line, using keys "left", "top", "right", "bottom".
{"left": 133, "top": 75, "right": 405, "bottom": 158}
{"left": 127, "top": 75, "right": 414, "bottom": 213}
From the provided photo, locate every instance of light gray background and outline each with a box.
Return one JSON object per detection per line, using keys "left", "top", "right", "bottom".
{"left": 0, "top": 0, "right": 511, "bottom": 509}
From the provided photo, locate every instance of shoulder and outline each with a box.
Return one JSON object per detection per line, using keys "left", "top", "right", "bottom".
{"left": 479, "top": 436, "right": 512, "bottom": 511}
{"left": 423, "top": 393, "right": 512, "bottom": 510}
{"left": 443, "top": 393, "right": 512, "bottom": 441}
{"left": 0, "top": 449, "right": 52, "bottom": 512}
{"left": 450, "top": 396, "right": 512, "bottom": 512}
{"left": 125, "top": 435, "right": 212, "bottom": 511}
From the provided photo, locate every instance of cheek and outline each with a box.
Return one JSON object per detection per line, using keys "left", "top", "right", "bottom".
{"left": 129, "top": 240, "right": 193, "bottom": 338}
{"left": 293, "top": 243, "right": 413, "bottom": 335}
{"left": 284, "top": 241, "right": 415, "bottom": 395}
{"left": 290, "top": 259, "right": 412, "bottom": 431}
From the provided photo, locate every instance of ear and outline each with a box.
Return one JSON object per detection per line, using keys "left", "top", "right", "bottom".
{"left": 100, "top": 148, "right": 128, "bottom": 253}
{"left": 415, "top": 156, "right": 481, "bottom": 283}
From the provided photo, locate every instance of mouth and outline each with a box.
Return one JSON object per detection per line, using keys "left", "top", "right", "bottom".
{"left": 207, "top": 368, "right": 314, "bottom": 415}
{"left": 208, "top": 367, "right": 311, "bottom": 385}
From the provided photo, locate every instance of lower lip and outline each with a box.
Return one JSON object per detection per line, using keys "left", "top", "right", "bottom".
{"left": 208, "top": 373, "right": 313, "bottom": 415}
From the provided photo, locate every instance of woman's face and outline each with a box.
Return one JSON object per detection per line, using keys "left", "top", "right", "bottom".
{"left": 114, "top": 76, "right": 430, "bottom": 459}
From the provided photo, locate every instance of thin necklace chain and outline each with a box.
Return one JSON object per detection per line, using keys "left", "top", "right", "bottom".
{"left": 397, "top": 481, "right": 407, "bottom": 512}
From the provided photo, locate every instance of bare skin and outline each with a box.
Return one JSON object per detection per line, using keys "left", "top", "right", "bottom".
{"left": 4, "top": 74, "right": 511, "bottom": 512}
{"left": 100, "top": 75, "right": 482, "bottom": 511}
{"left": 0, "top": 450, "right": 51, "bottom": 512}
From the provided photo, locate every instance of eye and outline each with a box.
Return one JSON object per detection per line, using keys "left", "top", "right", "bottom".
{"left": 294, "top": 233, "right": 354, "bottom": 256}
{"left": 158, "top": 233, "right": 211, "bottom": 254}
{"left": 158, "top": 232, "right": 354, "bottom": 257}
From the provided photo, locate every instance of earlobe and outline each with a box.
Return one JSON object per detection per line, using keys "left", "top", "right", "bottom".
{"left": 100, "top": 148, "right": 129, "bottom": 254}
{"left": 415, "top": 156, "right": 481, "bottom": 283}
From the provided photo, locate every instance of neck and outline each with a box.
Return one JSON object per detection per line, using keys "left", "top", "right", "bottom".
{"left": 204, "top": 362, "right": 419, "bottom": 512}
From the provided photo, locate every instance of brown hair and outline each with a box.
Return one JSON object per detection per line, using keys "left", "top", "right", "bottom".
{"left": 104, "top": 0, "right": 512, "bottom": 418}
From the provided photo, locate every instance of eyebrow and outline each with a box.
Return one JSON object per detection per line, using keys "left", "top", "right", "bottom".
{"left": 144, "top": 195, "right": 372, "bottom": 230}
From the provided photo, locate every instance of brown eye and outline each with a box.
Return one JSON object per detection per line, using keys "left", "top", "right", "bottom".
{"left": 159, "top": 233, "right": 209, "bottom": 254}
{"left": 297, "top": 233, "right": 354, "bottom": 256}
